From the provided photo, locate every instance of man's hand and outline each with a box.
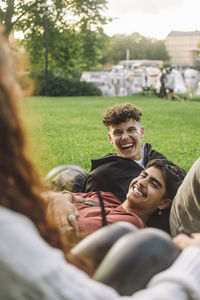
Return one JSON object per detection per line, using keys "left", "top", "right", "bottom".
{"left": 45, "top": 191, "right": 80, "bottom": 234}
{"left": 173, "top": 233, "right": 200, "bottom": 250}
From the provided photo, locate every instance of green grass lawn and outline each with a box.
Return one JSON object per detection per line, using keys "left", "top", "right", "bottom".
{"left": 22, "top": 95, "right": 200, "bottom": 178}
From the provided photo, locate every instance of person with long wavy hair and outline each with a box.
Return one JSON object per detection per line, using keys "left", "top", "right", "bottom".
{"left": 1, "top": 24, "right": 200, "bottom": 300}
{"left": 0, "top": 25, "right": 79, "bottom": 253}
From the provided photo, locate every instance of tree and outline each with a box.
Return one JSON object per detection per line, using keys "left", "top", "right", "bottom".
{"left": 0, "top": 0, "right": 109, "bottom": 36}
{"left": 0, "top": 0, "right": 110, "bottom": 75}
{"left": 101, "top": 33, "right": 169, "bottom": 65}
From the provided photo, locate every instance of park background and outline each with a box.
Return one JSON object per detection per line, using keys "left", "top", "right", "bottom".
{"left": 22, "top": 95, "right": 200, "bottom": 179}
{"left": 1, "top": 1, "right": 200, "bottom": 178}
{"left": 2, "top": 0, "right": 200, "bottom": 96}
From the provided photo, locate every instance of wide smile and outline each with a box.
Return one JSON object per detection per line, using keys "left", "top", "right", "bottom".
{"left": 120, "top": 143, "right": 134, "bottom": 152}
{"left": 132, "top": 184, "right": 147, "bottom": 198}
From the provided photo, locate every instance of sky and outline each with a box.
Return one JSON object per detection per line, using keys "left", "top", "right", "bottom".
{"left": 103, "top": 0, "right": 200, "bottom": 39}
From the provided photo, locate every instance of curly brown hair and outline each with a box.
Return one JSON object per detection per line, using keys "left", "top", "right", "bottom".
{"left": 103, "top": 103, "right": 142, "bottom": 127}
{"left": 0, "top": 26, "right": 77, "bottom": 253}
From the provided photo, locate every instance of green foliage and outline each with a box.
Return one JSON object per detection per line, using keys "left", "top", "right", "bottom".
{"left": 0, "top": 0, "right": 110, "bottom": 76}
{"left": 31, "top": 71, "right": 102, "bottom": 96}
{"left": 102, "top": 33, "right": 169, "bottom": 65}
{"left": 79, "top": 28, "right": 109, "bottom": 71}
{"left": 22, "top": 95, "right": 200, "bottom": 178}
{"left": 0, "top": 0, "right": 109, "bottom": 36}
{"left": 23, "top": 27, "right": 82, "bottom": 75}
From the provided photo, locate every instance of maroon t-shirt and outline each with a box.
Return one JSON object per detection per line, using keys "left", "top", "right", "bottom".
{"left": 75, "top": 191, "right": 145, "bottom": 234}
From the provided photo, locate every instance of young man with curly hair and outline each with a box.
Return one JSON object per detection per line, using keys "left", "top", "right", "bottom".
{"left": 82, "top": 103, "right": 172, "bottom": 231}
{"left": 84, "top": 103, "right": 165, "bottom": 200}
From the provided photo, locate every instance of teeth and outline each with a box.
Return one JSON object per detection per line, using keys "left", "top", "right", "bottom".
{"left": 121, "top": 143, "right": 133, "bottom": 149}
{"left": 133, "top": 187, "right": 143, "bottom": 196}
{"left": 133, "top": 186, "right": 146, "bottom": 198}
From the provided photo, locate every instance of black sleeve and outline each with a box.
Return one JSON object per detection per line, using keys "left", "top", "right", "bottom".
{"left": 83, "top": 172, "right": 102, "bottom": 193}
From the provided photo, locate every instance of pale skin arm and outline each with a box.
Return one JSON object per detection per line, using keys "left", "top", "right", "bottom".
{"left": 43, "top": 191, "right": 84, "bottom": 234}
{"left": 173, "top": 233, "right": 200, "bottom": 250}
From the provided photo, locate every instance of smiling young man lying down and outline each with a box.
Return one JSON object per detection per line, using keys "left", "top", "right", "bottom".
{"left": 48, "top": 159, "right": 185, "bottom": 235}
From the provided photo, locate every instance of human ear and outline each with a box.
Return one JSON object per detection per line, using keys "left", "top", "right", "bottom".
{"left": 108, "top": 132, "right": 114, "bottom": 144}
{"left": 140, "top": 126, "right": 144, "bottom": 138}
{"left": 158, "top": 198, "right": 172, "bottom": 210}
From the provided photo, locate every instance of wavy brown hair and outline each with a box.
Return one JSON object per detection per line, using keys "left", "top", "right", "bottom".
{"left": 0, "top": 26, "right": 77, "bottom": 253}
{"left": 103, "top": 103, "right": 142, "bottom": 127}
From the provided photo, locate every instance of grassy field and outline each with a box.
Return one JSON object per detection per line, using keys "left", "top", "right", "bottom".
{"left": 22, "top": 94, "right": 200, "bottom": 179}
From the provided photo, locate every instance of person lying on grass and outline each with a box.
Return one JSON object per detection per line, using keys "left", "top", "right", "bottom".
{"left": 48, "top": 159, "right": 185, "bottom": 235}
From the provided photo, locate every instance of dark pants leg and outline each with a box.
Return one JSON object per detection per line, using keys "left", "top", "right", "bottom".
{"left": 69, "top": 222, "right": 138, "bottom": 275}
{"left": 94, "top": 228, "right": 180, "bottom": 295}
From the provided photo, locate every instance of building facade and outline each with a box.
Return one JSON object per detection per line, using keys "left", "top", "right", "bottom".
{"left": 165, "top": 31, "right": 200, "bottom": 66}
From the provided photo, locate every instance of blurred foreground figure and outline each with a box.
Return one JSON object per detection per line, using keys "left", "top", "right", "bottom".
{"left": 1, "top": 24, "right": 200, "bottom": 299}
{"left": 170, "top": 157, "right": 200, "bottom": 236}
